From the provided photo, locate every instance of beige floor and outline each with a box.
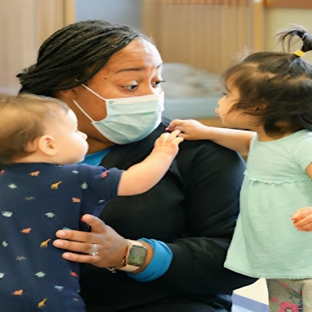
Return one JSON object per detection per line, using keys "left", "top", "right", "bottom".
{"left": 234, "top": 278, "right": 268, "bottom": 304}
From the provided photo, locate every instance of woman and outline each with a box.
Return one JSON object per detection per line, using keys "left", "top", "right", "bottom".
{"left": 15, "top": 20, "right": 255, "bottom": 311}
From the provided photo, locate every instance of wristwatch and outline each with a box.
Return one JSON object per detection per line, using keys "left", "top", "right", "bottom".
{"left": 107, "top": 240, "right": 147, "bottom": 273}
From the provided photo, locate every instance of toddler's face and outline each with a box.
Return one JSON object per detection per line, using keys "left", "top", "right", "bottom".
{"left": 216, "top": 84, "right": 242, "bottom": 127}
{"left": 216, "top": 83, "right": 255, "bottom": 130}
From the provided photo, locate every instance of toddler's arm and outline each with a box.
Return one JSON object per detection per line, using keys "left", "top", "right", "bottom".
{"left": 292, "top": 207, "right": 312, "bottom": 231}
{"left": 167, "top": 119, "right": 254, "bottom": 155}
{"left": 117, "top": 129, "right": 183, "bottom": 196}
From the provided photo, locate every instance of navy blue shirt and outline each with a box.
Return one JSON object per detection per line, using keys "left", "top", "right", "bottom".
{"left": 0, "top": 162, "right": 122, "bottom": 312}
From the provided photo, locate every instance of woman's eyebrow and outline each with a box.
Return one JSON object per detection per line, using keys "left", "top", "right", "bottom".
{"left": 115, "top": 67, "right": 144, "bottom": 73}
{"left": 115, "top": 63, "right": 163, "bottom": 74}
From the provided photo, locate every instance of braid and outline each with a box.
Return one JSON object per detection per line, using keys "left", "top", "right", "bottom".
{"left": 17, "top": 20, "right": 153, "bottom": 96}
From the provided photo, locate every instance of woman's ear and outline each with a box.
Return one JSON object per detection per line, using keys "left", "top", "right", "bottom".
{"left": 57, "top": 88, "right": 78, "bottom": 101}
{"left": 37, "top": 135, "right": 58, "bottom": 156}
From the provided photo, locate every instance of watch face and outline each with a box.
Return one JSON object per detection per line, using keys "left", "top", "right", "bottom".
{"left": 128, "top": 245, "right": 147, "bottom": 266}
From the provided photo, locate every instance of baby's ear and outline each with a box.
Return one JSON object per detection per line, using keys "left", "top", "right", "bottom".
{"left": 37, "top": 135, "right": 58, "bottom": 156}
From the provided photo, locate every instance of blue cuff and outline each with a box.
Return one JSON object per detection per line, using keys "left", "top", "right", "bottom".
{"left": 127, "top": 238, "right": 172, "bottom": 282}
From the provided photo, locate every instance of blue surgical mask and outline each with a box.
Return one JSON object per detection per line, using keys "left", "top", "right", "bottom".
{"left": 73, "top": 84, "right": 164, "bottom": 144}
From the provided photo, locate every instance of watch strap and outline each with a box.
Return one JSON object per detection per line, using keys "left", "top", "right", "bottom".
{"left": 107, "top": 240, "right": 147, "bottom": 273}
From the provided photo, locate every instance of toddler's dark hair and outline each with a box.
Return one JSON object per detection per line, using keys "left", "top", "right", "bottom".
{"left": 223, "top": 24, "right": 312, "bottom": 136}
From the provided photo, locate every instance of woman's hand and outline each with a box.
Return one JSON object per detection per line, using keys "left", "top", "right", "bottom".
{"left": 291, "top": 207, "right": 312, "bottom": 231}
{"left": 53, "top": 214, "right": 128, "bottom": 267}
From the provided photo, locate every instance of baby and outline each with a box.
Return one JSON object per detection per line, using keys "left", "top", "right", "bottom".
{"left": 0, "top": 93, "right": 183, "bottom": 311}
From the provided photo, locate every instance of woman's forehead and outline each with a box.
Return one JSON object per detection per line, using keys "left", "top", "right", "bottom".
{"left": 104, "top": 38, "right": 162, "bottom": 72}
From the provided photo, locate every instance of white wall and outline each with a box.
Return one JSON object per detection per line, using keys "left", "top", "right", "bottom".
{"left": 75, "top": 0, "right": 142, "bottom": 30}
{"left": 265, "top": 8, "right": 312, "bottom": 63}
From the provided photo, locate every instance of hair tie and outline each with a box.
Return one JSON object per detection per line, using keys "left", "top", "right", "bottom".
{"left": 293, "top": 50, "right": 305, "bottom": 57}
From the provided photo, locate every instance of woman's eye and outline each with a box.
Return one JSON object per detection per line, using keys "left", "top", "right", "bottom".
{"left": 123, "top": 85, "right": 138, "bottom": 91}
{"left": 123, "top": 80, "right": 165, "bottom": 90}
{"left": 222, "top": 92, "right": 228, "bottom": 97}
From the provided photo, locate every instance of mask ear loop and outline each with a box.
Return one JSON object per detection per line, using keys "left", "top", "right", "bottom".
{"left": 81, "top": 83, "right": 108, "bottom": 102}
{"left": 73, "top": 80, "right": 108, "bottom": 121}
{"left": 72, "top": 100, "right": 95, "bottom": 122}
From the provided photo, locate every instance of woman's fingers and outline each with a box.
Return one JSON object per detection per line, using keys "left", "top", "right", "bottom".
{"left": 55, "top": 214, "right": 106, "bottom": 241}
{"left": 53, "top": 214, "right": 128, "bottom": 267}
{"left": 58, "top": 247, "right": 101, "bottom": 264}
{"left": 80, "top": 214, "right": 106, "bottom": 231}
{"left": 53, "top": 214, "right": 106, "bottom": 253}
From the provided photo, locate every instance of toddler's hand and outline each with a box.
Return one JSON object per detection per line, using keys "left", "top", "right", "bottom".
{"left": 166, "top": 119, "right": 209, "bottom": 140}
{"left": 291, "top": 207, "right": 312, "bottom": 231}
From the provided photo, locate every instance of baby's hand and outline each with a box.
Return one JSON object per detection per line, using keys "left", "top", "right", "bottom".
{"left": 291, "top": 207, "right": 312, "bottom": 231}
{"left": 166, "top": 119, "right": 209, "bottom": 140}
{"left": 153, "top": 129, "right": 184, "bottom": 158}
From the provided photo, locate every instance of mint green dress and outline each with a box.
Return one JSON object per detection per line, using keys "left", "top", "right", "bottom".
{"left": 224, "top": 130, "right": 312, "bottom": 278}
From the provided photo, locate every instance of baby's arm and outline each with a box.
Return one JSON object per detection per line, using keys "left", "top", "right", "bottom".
{"left": 291, "top": 162, "right": 312, "bottom": 231}
{"left": 167, "top": 119, "right": 254, "bottom": 155}
{"left": 117, "top": 129, "right": 183, "bottom": 196}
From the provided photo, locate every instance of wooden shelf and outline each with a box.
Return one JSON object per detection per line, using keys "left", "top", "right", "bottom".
{"left": 195, "top": 118, "right": 225, "bottom": 128}
{"left": 264, "top": 0, "right": 312, "bottom": 9}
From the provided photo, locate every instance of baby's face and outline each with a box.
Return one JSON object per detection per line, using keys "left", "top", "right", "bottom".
{"left": 48, "top": 109, "right": 89, "bottom": 165}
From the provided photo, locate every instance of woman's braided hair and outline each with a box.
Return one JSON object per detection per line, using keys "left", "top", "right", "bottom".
{"left": 17, "top": 20, "right": 153, "bottom": 96}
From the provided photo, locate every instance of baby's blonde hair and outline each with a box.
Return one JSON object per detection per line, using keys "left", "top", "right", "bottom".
{"left": 0, "top": 93, "right": 69, "bottom": 164}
